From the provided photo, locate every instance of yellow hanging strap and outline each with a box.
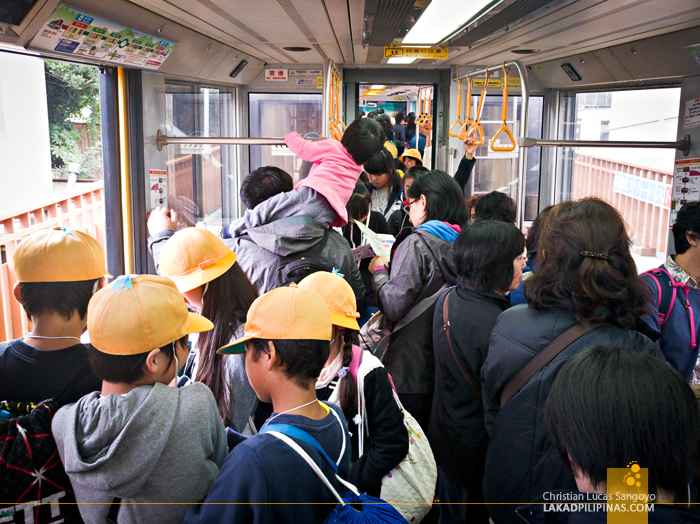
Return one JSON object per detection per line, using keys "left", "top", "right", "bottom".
{"left": 464, "top": 70, "right": 490, "bottom": 145}
{"left": 449, "top": 77, "right": 464, "bottom": 138}
{"left": 329, "top": 69, "right": 346, "bottom": 141}
{"left": 424, "top": 87, "right": 433, "bottom": 130}
{"left": 458, "top": 73, "right": 473, "bottom": 140}
{"left": 415, "top": 88, "right": 425, "bottom": 126}
{"left": 490, "top": 64, "right": 516, "bottom": 152}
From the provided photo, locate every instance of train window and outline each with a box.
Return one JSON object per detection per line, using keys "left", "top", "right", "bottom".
{"left": 554, "top": 87, "right": 682, "bottom": 271}
{"left": 248, "top": 93, "right": 322, "bottom": 185}
{"left": 164, "top": 83, "right": 237, "bottom": 228}
{"left": 467, "top": 95, "right": 544, "bottom": 221}
{"left": 0, "top": 52, "right": 105, "bottom": 341}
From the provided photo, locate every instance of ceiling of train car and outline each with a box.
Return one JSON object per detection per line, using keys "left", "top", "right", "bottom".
{"left": 120, "top": 0, "right": 700, "bottom": 69}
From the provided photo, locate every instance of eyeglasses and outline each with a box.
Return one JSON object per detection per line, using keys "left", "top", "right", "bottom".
{"left": 403, "top": 199, "right": 416, "bottom": 216}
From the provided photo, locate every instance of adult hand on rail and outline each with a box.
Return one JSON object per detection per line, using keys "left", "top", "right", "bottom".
{"left": 147, "top": 207, "right": 179, "bottom": 236}
{"left": 463, "top": 137, "right": 478, "bottom": 160}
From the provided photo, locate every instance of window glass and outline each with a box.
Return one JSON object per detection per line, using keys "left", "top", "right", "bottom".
{"left": 248, "top": 93, "right": 323, "bottom": 186}
{"left": 0, "top": 52, "right": 105, "bottom": 341}
{"left": 555, "top": 87, "right": 681, "bottom": 271}
{"left": 164, "top": 84, "right": 237, "bottom": 228}
{"left": 467, "top": 95, "right": 544, "bottom": 221}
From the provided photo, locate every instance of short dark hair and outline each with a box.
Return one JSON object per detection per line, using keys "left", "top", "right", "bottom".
{"left": 87, "top": 336, "right": 184, "bottom": 384}
{"left": 672, "top": 201, "right": 700, "bottom": 255}
{"left": 240, "top": 166, "right": 294, "bottom": 209}
{"left": 474, "top": 191, "right": 517, "bottom": 223}
{"left": 454, "top": 220, "right": 525, "bottom": 292}
{"left": 364, "top": 148, "right": 401, "bottom": 193}
{"left": 250, "top": 338, "right": 329, "bottom": 388}
{"left": 406, "top": 170, "right": 468, "bottom": 225}
{"left": 395, "top": 141, "right": 406, "bottom": 158}
{"left": 526, "top": 198, "right": 651, "bottom": 327}
{"left": 526, "top": 205, "right": 555, "bottom": 267}
{"left": 395, "top": 112, "right": 405, "bottom": 124}
{"left": 346, "top": 183, "right": 371, "bottom": 221}
{"left": 341, "top": 118, "right": 385, "bottom": 165}
{"left": 405, "top": 165, "right": 428, "bottom": 181}
{"left": 547, "top": 346, "right": 700, "bottom": 498}
{"left": 19, "top": 279, "right": 98, "bottom": 321}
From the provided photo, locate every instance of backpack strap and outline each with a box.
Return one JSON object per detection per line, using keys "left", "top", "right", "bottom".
{"left": 105, "top": 498, "right": 121, "bottom": 524}
{"left": 644, "top": 268, "right": 677, "bottom": 326}
{"left": 262, "top": 424, "right": 339, "bottom": 474}
{"left": 500, "top": 322, "right": 603, "bottom": 408}
{"left": 442, "top": 288, "right": 482, "bottom": 400}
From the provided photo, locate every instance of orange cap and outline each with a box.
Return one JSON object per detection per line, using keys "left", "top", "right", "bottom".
{"left": 384, "top": 141, "right": 398, "bottom": 159}
{"left": 218, "top": 285, "right": 331, "bottom": 354}
{"left": 401, "top": 148, "right": 423, "bottom": 164}
{"left": 88, "top": 274, "right": 213, "bottom": 355}
{"left": 297, "top": 272, "right": 360, "bottom": 331}
{"left": 14, "top": 227, "right": 110, "bottom": 282}
{"left": 159, "top": 228, "right": 237, "bottom": 293}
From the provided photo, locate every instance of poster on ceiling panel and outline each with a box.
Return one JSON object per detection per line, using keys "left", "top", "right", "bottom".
{"left": 30, "top": 6, "right": 177, "bottom": 70}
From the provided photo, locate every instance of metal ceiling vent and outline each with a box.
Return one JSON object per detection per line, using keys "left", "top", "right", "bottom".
{"left": 451, "top": 0, "right": 555, "bottom": 48}
{"left": 366, "top": 0, "right": 417, "bottom": 47}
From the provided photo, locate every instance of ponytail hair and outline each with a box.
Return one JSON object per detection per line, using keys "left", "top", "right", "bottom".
{"left": 337, "top": 329, "right": 359, "bottom": 423}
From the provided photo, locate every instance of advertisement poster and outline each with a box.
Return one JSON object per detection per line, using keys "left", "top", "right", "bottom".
{"left": 671, "top": 158, "right": 700, "bottom": 225}
{"left": 684, "top": 98, "right": 700, "bottom": 130}
{"left": 30, "top": 6, "right": 177, "bottom": 70}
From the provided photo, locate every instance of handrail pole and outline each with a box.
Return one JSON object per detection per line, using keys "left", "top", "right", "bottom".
{"left": 156, "top": 130, "right": 287, "bottom": 149}
{"left": 514, "top": 60, "right": 529, "bottom": 231}
{"left": 518, "top": 136, "right": 691, "bottom": 155}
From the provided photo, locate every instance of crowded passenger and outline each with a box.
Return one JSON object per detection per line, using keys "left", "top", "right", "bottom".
{"left": 402, "top": 148, "right": 423, "bottom": 169}
{"left": 0, "top": 227, "right": 105, "bottom": 404}
{"left": 454, "top": 137, "right": 478, "bottom": 193}
{"left": 517, "top": 346, "right": 700, "bottom": 523}
{"left": 298, "top": 271, "right": 409, "bottom": 496}
{"left": 481, "top": 198, "right": 664, "bottom": 524}
{"left": 343, "top": 183, "right": 390, "bottom": 325}
{"left": 641, "top": 200, "right": 700, "bottom": 382}
{"left": 430, "top": 220, "right": 526, "bottom": 524}
{"left": 474, "top": 190, "right": 517, "bottom": 223}
{"left": 394, "top": 112, "right": 406, "bottom": 143}
{"left": 181, "top": 286, "right": 352, "bottom": 524}
{"left": 466, "top": 195, "right": 481, "bottom": 221}
{"left": 510, "top": 205, "right": 555, "bottom": 306}
{"left": 368, "top": 170, "right": 467, "bottom": 429}
{"left": 377, "top": 113, "right": 395, "bottom": 142}
{"left": 405, "top": 112, "right": 417, "bottom": 144}
{"left": 52, "top": 274, "right": 227, "bottom": 524}
{"left": 147, "top": 224, "right": 259, "bottom": 431}
{"left": 387, "top": 165, "right": 428, "bottom": 236}
{"left": 364, "top": 147, "right": 404, "bottom": 220}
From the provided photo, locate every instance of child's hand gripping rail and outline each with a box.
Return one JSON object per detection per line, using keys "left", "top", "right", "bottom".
{"left": 490, "top": 64, "right": 516, "bottom": 152}
{"left": 415, "top": 88, "right": 426, "bottom": 126}
{"left": 462, "top": 70, "right": 490, "bottom": 145}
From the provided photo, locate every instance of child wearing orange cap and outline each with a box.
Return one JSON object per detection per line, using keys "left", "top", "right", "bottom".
{"left": 52, "top": 275, "right": 227, "bottom": 524}
{"left": 182, "top": 286, "right": 352, "bottom": 524}
{"left": 0, "top": 227, "right": 108, "bottom": 404}
{"left": 297, "top": 272, "right": 408, "bottom": 497}
{"left": 158, "top": 227, "right": 259, "bottom": 432}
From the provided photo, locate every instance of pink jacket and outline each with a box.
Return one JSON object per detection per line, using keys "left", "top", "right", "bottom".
{"left": 285, "top": 132, "right": 363, "bottom": 227}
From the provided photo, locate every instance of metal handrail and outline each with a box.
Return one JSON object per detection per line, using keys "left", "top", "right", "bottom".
{"left": 519, "top": 136, "right": 691, "bottom": 156}
{"left": 156, "top": 130, "right": 286, "bottom": 150}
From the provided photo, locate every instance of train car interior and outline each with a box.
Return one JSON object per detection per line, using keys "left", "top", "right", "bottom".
{"left": 0, "top": 0, "right": 699, "bottom": 342}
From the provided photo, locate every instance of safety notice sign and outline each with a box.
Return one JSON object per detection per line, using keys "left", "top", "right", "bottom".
{"left": 150, "top": 170, "right": 167, "bottom": 208}
{"left": 30, "top": 6, "right": 177, "bottom": 70}
{"left": 684, "top": 98, "right": 700, "bottom": 130}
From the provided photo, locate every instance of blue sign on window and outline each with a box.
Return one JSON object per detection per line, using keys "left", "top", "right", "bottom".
{"left": 613, "top": 171, "right": 668, "bottom": 208}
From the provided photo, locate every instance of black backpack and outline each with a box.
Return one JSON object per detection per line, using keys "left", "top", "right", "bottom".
{"left": 0, "top": 367, "right": 90, "bottom": 524}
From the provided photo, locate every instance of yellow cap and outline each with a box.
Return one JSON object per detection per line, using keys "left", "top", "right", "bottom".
{"left": 14, "top": 227, "right": 110, "bottom": 282}
{"left": 384, "top": 141, "right": 398, "bottom": 159}
{"left": 88, "top": 274, "right": 213, "bottom": 355}
{"left": 401, "top": 148, "right": 423, "bottom": 164}
{"left": 297, "top": 272, "right": 360, "bottom": 331}
{"left": 159, "top": 228, "right": 237, "bottom": 293}
{"left": 218, "top": 285, "right": 332, "bottom": 354}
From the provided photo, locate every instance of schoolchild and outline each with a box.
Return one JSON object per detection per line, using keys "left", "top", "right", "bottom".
{"left": 181, "top": 286, "right": 352, "bottom": 524}
{"left": 52, "top": 275, "right": 227, "bottom": 524}
{"left": 0, "top": 227, "right": 106, "bottom": 403}
{"left": 298, "top": 271, "right": 408, "bottom": 496}
{"left": 364, "top": 147, "right": 403, "bottom": 220}
{"left": 157, "top": 227, "right": 259, "bottom": 431}
{"left": 641, "top": 201, "right": 700, "bottom": 381}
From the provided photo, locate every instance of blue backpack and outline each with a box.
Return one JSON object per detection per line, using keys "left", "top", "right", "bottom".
{"left": 260, "top": 423, "right": 405, "bottom": 524}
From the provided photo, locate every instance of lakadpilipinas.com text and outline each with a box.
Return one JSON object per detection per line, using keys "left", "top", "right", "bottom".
{"left": 543, "top": 492, "right": 655, "bottom": 512}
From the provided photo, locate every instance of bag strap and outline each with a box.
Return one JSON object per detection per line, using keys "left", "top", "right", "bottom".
{"left": 499, "top": 321, "right": 602, "bottom": 408}
{"left": 261, "top": 423, "right": 339, "bottom": 474}
{"left": 105, "top": 497, "right": 121, "bottom": 524}
{"left": 442, "top": 289, "right": 482, "bottom": 400}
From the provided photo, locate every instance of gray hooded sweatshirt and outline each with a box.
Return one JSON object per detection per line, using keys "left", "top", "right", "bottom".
{"left": 52, "top": 382, "right": 227, "bottom": 524}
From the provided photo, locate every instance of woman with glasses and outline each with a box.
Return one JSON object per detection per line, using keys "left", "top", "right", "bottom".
{"left": 368, "top": 170, "right": 468, "bottom": 429}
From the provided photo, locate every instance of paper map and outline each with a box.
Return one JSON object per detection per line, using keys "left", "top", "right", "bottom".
{"left": 30, "top": 6, "right": 177, "bottom": 70}
{"left": 354, "top": 221, "right": 395, "bottom": 261}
